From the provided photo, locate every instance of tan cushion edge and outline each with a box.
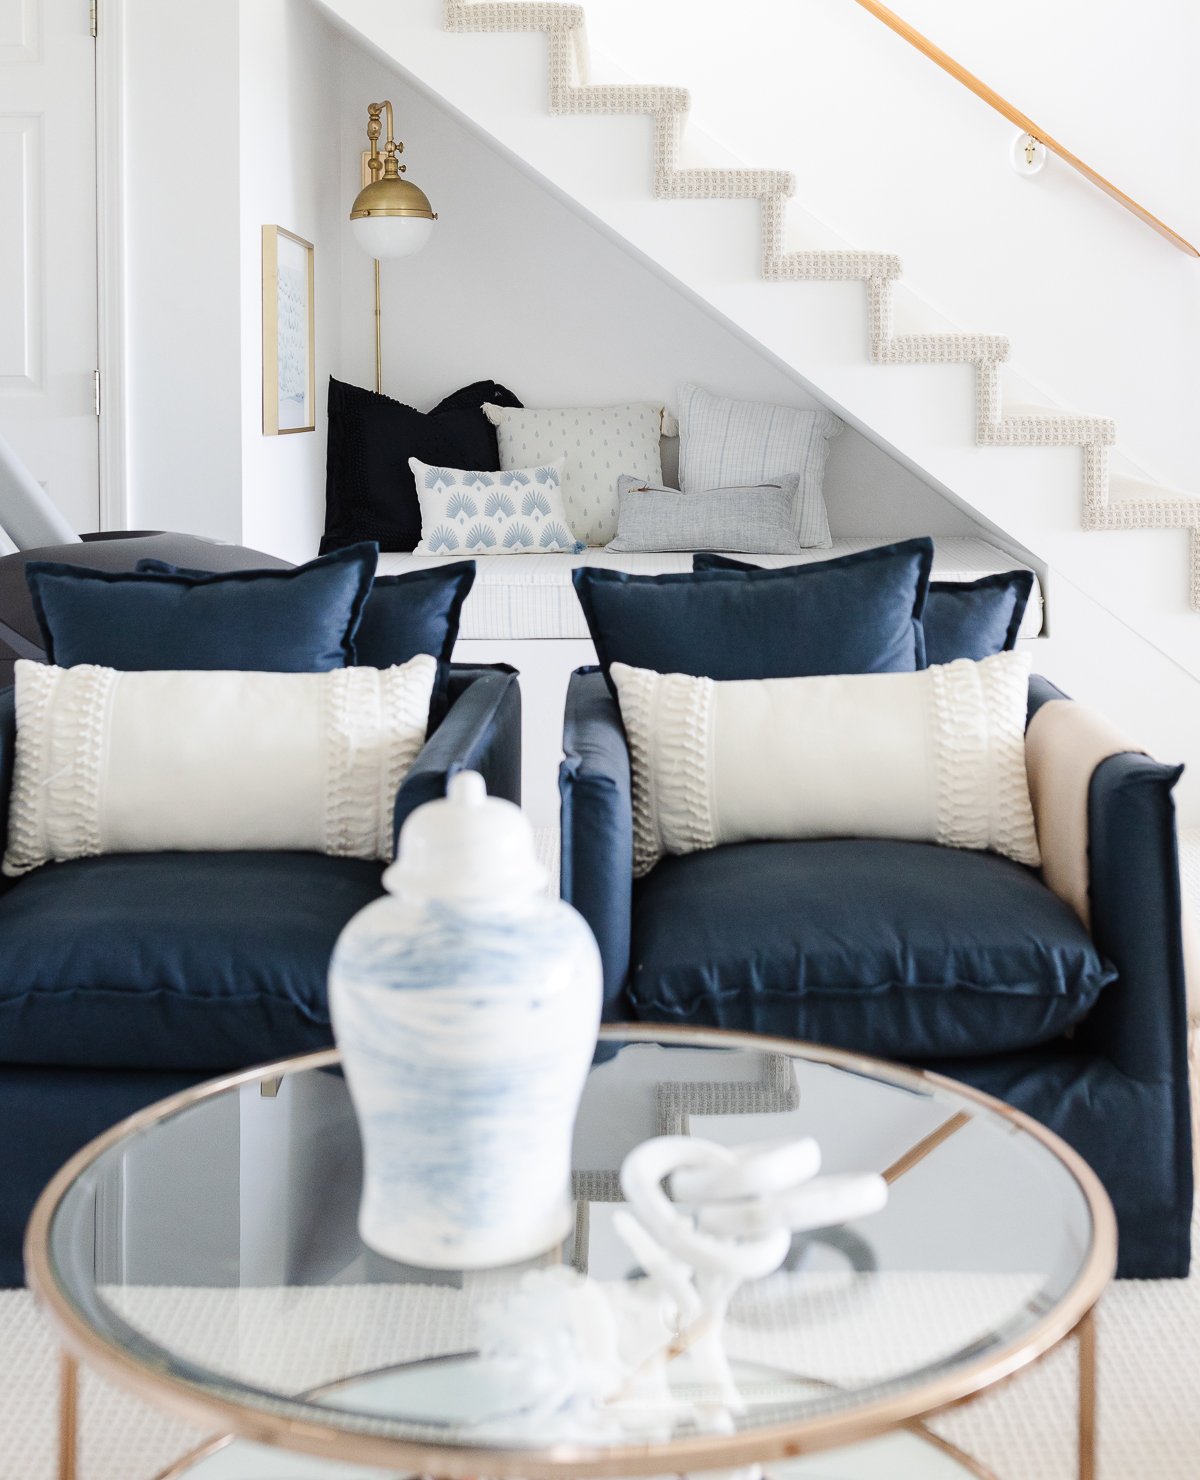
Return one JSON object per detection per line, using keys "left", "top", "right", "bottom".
{"left": 1025, "top": 698, "right": 1140, "bottom": 930}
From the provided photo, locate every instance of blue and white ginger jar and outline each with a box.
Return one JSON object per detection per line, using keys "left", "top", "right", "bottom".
{"left": 329, "top": 770, "right": 602, "bottom": 1268}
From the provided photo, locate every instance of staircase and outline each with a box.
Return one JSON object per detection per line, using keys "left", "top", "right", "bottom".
{"left": 443, "top": 0, "right": 1199, "bottom": 607}
{"left": 313, "top": 0, "right": 1200, "bottom": 784}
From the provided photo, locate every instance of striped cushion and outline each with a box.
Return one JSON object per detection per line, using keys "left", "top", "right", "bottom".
{"left": 676, "top": 382, "right": 839, "bottom": 549}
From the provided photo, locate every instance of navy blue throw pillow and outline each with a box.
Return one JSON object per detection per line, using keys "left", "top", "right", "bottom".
{"left": 322, "top": 377, "right": 523, "bottom": 555}
{"left": 27, "top": 542, "right": 377, "bottom": 672}
{"left": 134, "top": 556, "right": 476, "bottom": 731}
{"left": 575, "top": 537, "right": 932, "bottom": 686}
{"left": 136, "top": 557, "right": 476, "bottom": 669}
{"left": 922, "top": 571, "right": 1035, "bottom": 664}
{"left": 694, "top": 553, "right": 1033, "bottom": 665}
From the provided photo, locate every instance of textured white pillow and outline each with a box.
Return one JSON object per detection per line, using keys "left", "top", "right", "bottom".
{"left": 482, "top": 403, "right": 665, "bottom": 546}
{"left": 2, "top": 656, "right": 438, "bottom": 876}
{"left": 410, "top": 458, "right": 582, "bottom": 555}
{"left": 676, "top": 382, "right": 839, "bottom": 548}
{"left": 611, "top": 652, "right": 1040, "bottom": 878}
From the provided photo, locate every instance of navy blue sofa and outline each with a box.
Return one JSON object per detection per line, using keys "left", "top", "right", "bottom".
{"left": 560, "top": 668, "right": 1192, "bottom": 1279}
{"left": 0, "top": 664, "right": 521, "bottom": 1286}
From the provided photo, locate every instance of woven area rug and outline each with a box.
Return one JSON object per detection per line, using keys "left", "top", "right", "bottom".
{"left": 2, "top": 1232, "right": 1199, "bottom": 1480}
{"left": 0, "top": 830, "right": 1196, "bottom": 1479}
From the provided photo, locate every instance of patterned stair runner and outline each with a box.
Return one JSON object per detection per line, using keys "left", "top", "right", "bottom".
{"left": 445, "top": 0, "right": 1200, "bottom": 607}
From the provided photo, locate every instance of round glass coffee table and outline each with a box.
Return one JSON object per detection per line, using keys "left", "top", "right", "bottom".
{"left": 26, "top": 1026, "right": 1114, "bottom": 1480}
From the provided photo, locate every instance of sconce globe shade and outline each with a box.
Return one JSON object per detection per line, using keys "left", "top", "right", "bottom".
{"left": 351, "top": 214, "right": 435, "bottom": 259}
{"left": 349, "top": 174, "right": 436, "bottom": 259}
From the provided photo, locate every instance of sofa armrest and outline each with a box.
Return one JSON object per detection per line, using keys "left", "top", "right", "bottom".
{"left": 1026, "top": 685, "right": 1191, "bottom": 1073}
{"left": 1027, "top": 672, "right": 1068, "bottom": 726}
{"left": 0, "top": 685, "right": 13, "bottom": 867}
{"left": 559, "top": 669, "right": 633, "bottom": 1018}
{"left": 393, "top": 669, "right": 521, "bottom": 846}
{"left": 1076, "top": 751, "right": 1191, "bottom": 1084}
{"left": 1025, "top": 687, "right": 1192, "bottom": 1264}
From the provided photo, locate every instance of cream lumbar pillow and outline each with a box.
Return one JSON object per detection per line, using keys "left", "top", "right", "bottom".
{"left": 409, "top": 457, "right": 583, "bottom": 556}
{"left": 610, "top": 651, "right": 1040, "bottom": 878}
{"left": 2, "top": 656, "right": 438, "bottom": 877}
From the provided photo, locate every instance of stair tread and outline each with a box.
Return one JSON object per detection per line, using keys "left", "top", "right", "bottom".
{"left": 1109, "top": 473, "right": 1200, "bottom": 502}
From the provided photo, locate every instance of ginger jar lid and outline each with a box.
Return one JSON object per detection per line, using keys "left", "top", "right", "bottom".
{"left": 383, "top": 770, "right": 547, "bottom": 902}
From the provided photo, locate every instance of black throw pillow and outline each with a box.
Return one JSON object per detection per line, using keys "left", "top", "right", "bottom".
{"left": 321, "top": 377, "right": 522, "bottom": 555}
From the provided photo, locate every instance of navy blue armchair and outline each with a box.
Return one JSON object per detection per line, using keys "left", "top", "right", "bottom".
{"left": 560, "top": 667, "right": 1192, "bottom": 1279}
{"left": 0, "top": 664, "right": 521, "bottom": 1286}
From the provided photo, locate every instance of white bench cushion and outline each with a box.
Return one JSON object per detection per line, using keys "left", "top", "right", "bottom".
{"left": 376, "top": 538, "right": 1043, "bottom": 643}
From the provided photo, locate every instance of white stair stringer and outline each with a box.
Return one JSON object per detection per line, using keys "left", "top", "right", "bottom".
{"left": 444, "top": 0, "right": 1200, "bottom": 609}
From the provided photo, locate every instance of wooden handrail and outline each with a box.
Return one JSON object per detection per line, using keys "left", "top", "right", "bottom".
{"left": 852, "top": 0, "right": 1199, "bottom": 258}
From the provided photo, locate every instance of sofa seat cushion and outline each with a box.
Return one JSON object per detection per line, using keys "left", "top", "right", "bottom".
{"left": 0, "top": 852, "right": 385, "bottom": 1071}
{"left": 628, "top": 839, "right": 1115, "bottom": 1060}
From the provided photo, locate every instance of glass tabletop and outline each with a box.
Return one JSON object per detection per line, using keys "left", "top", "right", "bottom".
{"left": 30, "top": 1026, "right": 1114, "bottom": 1475}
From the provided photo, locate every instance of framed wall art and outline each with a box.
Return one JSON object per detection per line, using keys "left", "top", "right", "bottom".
{"left": 262, "top": 225, "right": 315, "bottom": 435}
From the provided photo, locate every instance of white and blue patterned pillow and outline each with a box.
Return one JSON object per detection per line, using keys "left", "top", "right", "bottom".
{"left": 409, "top": 459, "right": 584, "bottom": 556}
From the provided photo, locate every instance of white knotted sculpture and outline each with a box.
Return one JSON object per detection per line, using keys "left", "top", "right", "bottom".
{"left": 475, "top": 1133, "right": 887, "bottom": 1452}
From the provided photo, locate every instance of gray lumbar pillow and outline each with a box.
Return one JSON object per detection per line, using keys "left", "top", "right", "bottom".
{"left": 607, "top": 474, "right": 809, "bottom": 554}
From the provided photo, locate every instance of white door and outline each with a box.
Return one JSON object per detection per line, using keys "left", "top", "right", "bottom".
{"left": 0, "top": 0, "right": 98, "bottom": 535}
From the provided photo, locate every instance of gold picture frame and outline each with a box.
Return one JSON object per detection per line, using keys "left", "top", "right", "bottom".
{"left": 261, "top": 225, "right": 315, "bottom": 435}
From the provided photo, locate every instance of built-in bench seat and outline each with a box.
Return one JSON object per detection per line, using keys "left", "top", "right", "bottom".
{"left": 377, "top": 537, "right": 1043, "bottom": 643}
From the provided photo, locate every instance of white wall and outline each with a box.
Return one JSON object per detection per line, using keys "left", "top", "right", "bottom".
{"left": 120, "top": 4, "right": 1040, "bottom": 555}
{"left": 238, "top": 0, "right": 344, "bottom": 562}
{"left": 121, "top": 0, "right": 342, "bottom": 559}
{"left": 122, "top": 0, "right": 243, "bottom": 541}
{"left": 337, "top": 41, "right": 994, "bottom": 543}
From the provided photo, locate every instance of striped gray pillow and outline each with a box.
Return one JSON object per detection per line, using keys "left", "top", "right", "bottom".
{"left": 676, "top": 382, "right": 838, "bottom": 549}
{"left": 607, "top": 476, "right": 807, "bottom": 554}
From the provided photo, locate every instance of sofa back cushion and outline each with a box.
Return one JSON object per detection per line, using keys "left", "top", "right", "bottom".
{"left": 27, "top": 543, "right": 378, "bottom": 672}
{"left": 922, "top": 570, "right": 1036, "bottom": 663}
{"left": 135, "top": 557, "right": 475, "bottom": 670}
{"left": 694, "top": 553, "right": 1035, "bottom": 664}
{"left": 135, "top": 556, "right": 477, "bottom": 733}
{"left": 574, "top": 537, "right": 932, "bottom": 685}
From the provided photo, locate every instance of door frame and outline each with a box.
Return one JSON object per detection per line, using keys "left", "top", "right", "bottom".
{"left": 95, "top": 0, "right": 127, "bottom": 530}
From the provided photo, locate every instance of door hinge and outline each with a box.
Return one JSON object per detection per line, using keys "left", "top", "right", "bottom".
{"left": 93, "top": 370, "right": 101, "bottom": 418}
{"left": 89, "top": 1, "right": 97, "bottom": 39}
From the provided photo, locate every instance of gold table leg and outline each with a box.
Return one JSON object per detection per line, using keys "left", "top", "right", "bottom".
{"left": 1078, "top": 1308, "right": 1097, "bottom": 1480}
{"left": 59, "top": 1349, "right": 78, "bottom": 1480}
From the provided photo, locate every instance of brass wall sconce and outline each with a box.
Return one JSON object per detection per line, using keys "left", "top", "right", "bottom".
{"left": 349, "top": 101, "right": 437, "bottom": 393}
